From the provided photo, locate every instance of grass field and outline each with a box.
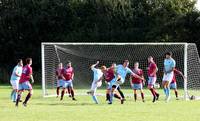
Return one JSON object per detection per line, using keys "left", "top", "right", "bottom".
{"left": 0, "top": 85, "right": 200, "bottom": 121}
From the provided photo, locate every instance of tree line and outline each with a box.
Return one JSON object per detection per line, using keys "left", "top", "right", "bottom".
{"left": 0, "top": 0, "right": 200, "bottom": 83}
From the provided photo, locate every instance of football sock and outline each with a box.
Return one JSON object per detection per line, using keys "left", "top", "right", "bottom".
{"left": 11, "top": 90, "right": 15, "bottom": 101}
{"left": 150, "top": 88, "right": 156, "bottom": 97}
{"left": 117, "top": 88, "right": 125, "bottom": 99}
{"left": 13, "top": 91, "right": 17, "bottom": 101}
{"left": 163, "top": 88, "right": 167, "bottom": 96}
{"left": 56, "top": 87, "right": 60, "bottom": 96}
{"left": 166, "top": 87, "right": 170, "bottom": 97}
{"left": 92, "top": 95, "right": 98, "bottom": 104}
{"left": 175, "top": 90, "right": 178, "bottom": 98}
{"left": 110, "top": 92, "right": 114, "bottom": 103}
{"left": 141, "top": 92, "right": 144, "bottom": 100}
{"left": 71, "top": 89, "right": 75, "bottom": 98}
{"left": 16, "top": 94, "right": 21, "bottom": 106}
{"left": 106, "top": 93, "right": 110, "bottom": 101}
{"left": 60, "top": 90, "right": 65, "bottom": 100}
{"left": 24, "top": 93, "right": 32, "bottom": 104}
{"left": 134, "top": 94, "right": 137, "bottom": 101}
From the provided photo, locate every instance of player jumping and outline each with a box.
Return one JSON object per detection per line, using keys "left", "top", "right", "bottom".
{"left": 162, "top": 52, "right": 176, "bottom": 102}
{"left": 10, "top": 59, "right": 23, "bottom": 102}
{"left": 60, "top": 61, "right": 76, "bottom": 101}
{"left": 100, "top": 64, "right": 122, "bottom": 102}
{"left": 109, "top": 60, "right": 145, "bottom": 104}
{"left": 87, "top": 61, "right": 103, "bottom": 104}
{"left": 130, "top": 62, "right": 145, "bottom": 102}
{"left": 147, "top": 56, "right": 160, "bottom": 103}
{"left": 16, "top": 58, "right": 34, "bottom": 107}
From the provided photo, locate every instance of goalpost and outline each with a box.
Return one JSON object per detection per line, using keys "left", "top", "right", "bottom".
{"left": 41, "top": 43, "right": 200, "bottom": 100}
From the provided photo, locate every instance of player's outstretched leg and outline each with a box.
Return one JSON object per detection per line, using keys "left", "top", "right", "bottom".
{"left": 91, "top": 91, "right": 98, "bottom": 104}
{"left": 117, "top": 86, "right": 125, "bottom": 101}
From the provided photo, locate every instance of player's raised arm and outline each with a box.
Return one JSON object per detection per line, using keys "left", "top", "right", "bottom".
{"left": 90, "top": 61, "right": 99, "bottom": 70}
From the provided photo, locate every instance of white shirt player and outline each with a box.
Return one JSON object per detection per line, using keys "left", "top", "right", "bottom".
{"left": 90, "top": 66, "right": 103, "bottom": 91}
{"left": 10, "top": 65, "right": 23, "bottom": 81}
{"left": 10, "top": 65, "right": 23, "bottom": 90}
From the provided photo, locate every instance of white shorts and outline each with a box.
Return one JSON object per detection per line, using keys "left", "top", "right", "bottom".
{"left": 162, "top": 72, "right": 174, "bottom": 83}
{"left": 10, "top": 80, "right": 19, "bottom": 90}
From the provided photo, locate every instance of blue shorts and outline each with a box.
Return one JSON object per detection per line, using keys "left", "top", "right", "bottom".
{"left": 170, "top": 82, "right": 177, "bottom": 89}
{"left": 148, "top": 77, "right": 156, "bottom": 87}
{"left": 18, "top": 81, "right": 32, "bottom": 90}
{"left": 132, "top": 83, "right": 143, "bottom": 90}
{"left": 62, "top": 80, "right": 73, "bottom": 88}
{"left": 107, "top": 78, "right": 118, "bottom": 90}
{"left": 57, "top": 79, "right": 63, "bottom": 87}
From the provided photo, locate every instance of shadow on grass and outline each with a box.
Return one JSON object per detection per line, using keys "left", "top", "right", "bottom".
{"left": 34, "top": 102, "right": 97, "bottom": 106}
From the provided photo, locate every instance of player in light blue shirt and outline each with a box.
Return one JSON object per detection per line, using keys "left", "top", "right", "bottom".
{"left": 87, "top": 61, "right": 103, "bottom": 104}
{"left": 162, "top": 52, "right": 176, "bottom": 102}
{"left": 10, "top": 59, "right": 23, "bottom": 102}
{"left": 109, "top": 60, "right": 145, "bottom": 104}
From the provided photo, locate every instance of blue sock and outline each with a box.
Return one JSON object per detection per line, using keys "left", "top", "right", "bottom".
{"left": 110, "top": 92, "right": 114, "bottom": 103}
{"left": 13, "top": 91, "right": 17, "bottom": 101}
{"left": 11, "top": 90, "right": 14, "bottom": 101}
{"left": 163, "top": 88, "right": 167, "bottom": 96}
{"left": 166, "top": 88, "right": 170, "bottom": 97}
{"left": 92, "top": 96, "right": 98, "bottom": 104}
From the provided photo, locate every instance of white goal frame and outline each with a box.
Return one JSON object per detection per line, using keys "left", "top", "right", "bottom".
{"left": 41, "top": 42, "right": 189, "bottom": 99}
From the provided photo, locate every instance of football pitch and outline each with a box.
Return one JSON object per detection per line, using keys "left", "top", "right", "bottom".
{"left": 0, "top": 86, "right": 200, "bottom": 121}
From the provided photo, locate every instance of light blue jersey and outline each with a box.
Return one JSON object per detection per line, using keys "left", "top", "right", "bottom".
{"left": 116, "top": 64, "right": 133, "bottom": 83}
{"left": 10, "top": 65, "right": 23, "bottom": 81}
{"left": 164, "top": 58, "right": 176, "bottom": 72}
{"left": 91, "top": 67, "right": 103, "bottom": 82}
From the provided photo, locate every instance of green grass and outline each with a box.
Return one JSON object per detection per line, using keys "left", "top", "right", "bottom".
{"left": 0, "top": 86, "right": 200, "bottom": 121}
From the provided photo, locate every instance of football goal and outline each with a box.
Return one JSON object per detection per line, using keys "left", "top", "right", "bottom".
{"left": 41, "top": 43, "right": 200, "bottom": 100}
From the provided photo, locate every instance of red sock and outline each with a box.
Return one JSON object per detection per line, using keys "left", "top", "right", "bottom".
{"left": 141, "top": 92, "right": 144, "bottom": 100}
{"left": 175, "top": 90, "right": 178, "bottom": 98}
{"left": 24, "top": 93, "right": 32, "bottom": 104}
{"left": 150, "top": 88, "right": 156, "bottom": 97}
{"left": 56, "top": 87, "right": 60, "bottom": 96}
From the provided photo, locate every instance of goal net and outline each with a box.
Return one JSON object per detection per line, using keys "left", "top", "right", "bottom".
{"left": 41, "top": 43, "right": 200, "bottom": 99}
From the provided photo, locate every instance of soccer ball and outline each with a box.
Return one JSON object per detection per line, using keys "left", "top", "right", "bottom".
{"left": 97, "top": 81, "right": 102, "bottom": 87}
{"left": 154, "top": 83, "right": 160, "bottom": 89}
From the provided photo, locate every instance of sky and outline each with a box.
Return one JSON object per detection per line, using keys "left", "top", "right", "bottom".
{"left": 196, "top": 0, "right": 200, "bottom": 10}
